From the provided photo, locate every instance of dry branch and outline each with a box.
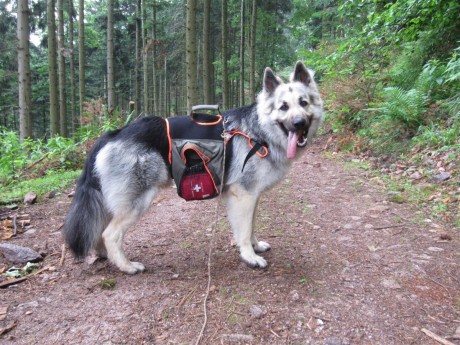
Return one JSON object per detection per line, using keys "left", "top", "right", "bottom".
{"left": 421, "top": 328, "right": 455, "bottom": 345}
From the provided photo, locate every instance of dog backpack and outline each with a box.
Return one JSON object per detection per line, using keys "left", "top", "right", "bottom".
{"left": 165, "top": 105, "right": 225, "bottom": 201}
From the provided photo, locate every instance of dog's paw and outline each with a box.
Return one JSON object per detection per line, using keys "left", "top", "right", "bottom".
{"left": 240, "top": 251, "right": 268, "bottom": 269}
{"left": 120, "top": 261, "right": 145, "bottom": 274}
{"left": 253, "top": 241, "right": 271, "bottom": 253}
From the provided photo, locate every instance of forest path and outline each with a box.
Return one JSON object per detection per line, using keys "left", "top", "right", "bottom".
{"left": 1, "top": 135, "right": 459, "bottom": 344}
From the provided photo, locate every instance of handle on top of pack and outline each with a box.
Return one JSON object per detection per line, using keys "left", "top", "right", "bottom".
{"left": 192, "top": 104, "right": 220, "bottom": 112}
{"left": 190, "top": 104, "right": 222, "bottom": 126}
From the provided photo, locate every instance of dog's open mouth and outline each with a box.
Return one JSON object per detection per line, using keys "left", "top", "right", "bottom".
{"left": 287, "top": 130, "right": 308, "bottom": 159}
{"left": 278, "top": 122, "right": 308, "bottom": 159}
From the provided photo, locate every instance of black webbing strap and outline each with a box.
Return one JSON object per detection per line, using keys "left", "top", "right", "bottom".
{"left": 241, "top": 141, "right": 264, "bottom": 172}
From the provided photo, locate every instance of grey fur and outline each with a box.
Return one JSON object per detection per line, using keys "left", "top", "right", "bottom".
{"left": 63, "top": 61, "right": 323, "bottom": 273}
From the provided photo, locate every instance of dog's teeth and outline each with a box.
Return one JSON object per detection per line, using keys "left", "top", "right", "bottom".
{"left": 297, "top": 136, "right": 308, "bottom": 147}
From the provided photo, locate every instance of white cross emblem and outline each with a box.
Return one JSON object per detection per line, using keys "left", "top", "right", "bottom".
{"left": 192, "top": 184, "right": 202, "bottom": 192}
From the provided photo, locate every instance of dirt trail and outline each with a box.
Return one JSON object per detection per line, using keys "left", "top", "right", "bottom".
{"left": 1, "top": 137, "right": 459, "bottom": 345}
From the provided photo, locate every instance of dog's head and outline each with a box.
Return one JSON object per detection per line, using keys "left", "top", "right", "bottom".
{"left": 257, "top": 61, "right": 324, "bottom": 159}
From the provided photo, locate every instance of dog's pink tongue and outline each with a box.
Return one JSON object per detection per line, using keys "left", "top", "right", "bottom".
{"left": 287, "top": 131, "right": 299, "bottom": 159}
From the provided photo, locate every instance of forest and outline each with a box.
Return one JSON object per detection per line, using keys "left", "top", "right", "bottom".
{"left": 1, "top": 0, "right": 459, "bottom": 203}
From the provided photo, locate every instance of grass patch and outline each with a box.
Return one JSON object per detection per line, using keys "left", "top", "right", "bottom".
{"left": 0, "top": 169, "right": 81, "bottom": 201}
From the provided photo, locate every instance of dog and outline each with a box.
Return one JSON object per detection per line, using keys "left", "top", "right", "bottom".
{"left": 63, "top": 61, "right": 323, "bottom": 274}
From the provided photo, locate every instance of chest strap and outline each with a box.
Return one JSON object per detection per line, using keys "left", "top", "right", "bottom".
{"left": 225, "top": 130, "right": 268, "bottom": 172}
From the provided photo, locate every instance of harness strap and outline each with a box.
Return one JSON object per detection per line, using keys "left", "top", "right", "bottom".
{"left": 242, "top": 142, "right": 263, "bottom": 172}
{"left": 225, "top": 130, "right": 269, "bottom": 172}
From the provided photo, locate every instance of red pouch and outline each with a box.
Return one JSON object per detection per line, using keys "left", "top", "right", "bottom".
{"left": 178, "top": 145, "right": 219, "bottom": 201}
{"left": 179, "top": 170, "right": 218, "bottom": 201}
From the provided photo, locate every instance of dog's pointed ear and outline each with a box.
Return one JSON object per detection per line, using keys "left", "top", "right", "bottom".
{"left": 263, "top": 67, "right": 281, "bottom": 95}
{"left": 292, "top": 61, "right": 313, "bottom": 86}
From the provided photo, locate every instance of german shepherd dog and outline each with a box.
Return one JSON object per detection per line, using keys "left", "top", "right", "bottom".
{"left": 63, "top": 61, "right": 323, "bottom": 274}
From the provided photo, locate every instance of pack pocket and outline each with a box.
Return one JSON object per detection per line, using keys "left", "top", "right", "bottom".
{"left": 177, "top": 144, "right": 218, "bottom": 201}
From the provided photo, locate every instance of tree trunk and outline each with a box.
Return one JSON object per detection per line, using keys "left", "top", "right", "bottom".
{"left": 186, "top": 0, "right": 198, "bottom": 112}
{"left": 107, "top": 0, "right": 115, "bottom": 115}
{"left": 249, "top": 0, "right": 257, "bottom": 102}
{"left": 48, "top": 0, "right": 59, "bottom": 136}
{"left": 221, "top": 0, "right": 229, "bottom": 110}
{"left": 142, "top": 0, "right": 149, "bottom": 115}
{"left": 57, "top": 0, "right": 67, "bottom": 137}
{"left": 78, "top": 0, "right": 85, "bottom": 123}
{"left": 17, "top": 0, "right": 32, "bottom": 141}
{"left": 202, "top": 0, "right": 211, "bottom": 104}
{"left": 152, "top": 0, "right": 159, "bottom": 115}
{"left": 135, "top": 0, "right": 142, "bottom": 115}
{"left": 239, "top": 0, "right": 245, "bottom": 107}
{"left": 68, "top": 0, "right": 76, "bottom": 134}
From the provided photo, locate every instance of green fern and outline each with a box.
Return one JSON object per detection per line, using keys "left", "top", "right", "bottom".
{"left": 375, "top": 86, "right": 427, "bottom": 132}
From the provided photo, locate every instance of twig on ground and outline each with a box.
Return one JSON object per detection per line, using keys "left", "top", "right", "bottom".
{"left": 0, "top": 267, "right": 50, "bottom": 289}
{"left": 0, "top": 198, "right": 22, "bottom": 206}
{"left": 177, "top": 286, "right": 197, "bottom": 308}
{"left": 194, "top": 144, "right": 227, "bottom": 345}
{"left": 12, "top": 215, "right": 17, "bottom": 236}
{"left": 421, "top": 328, "right": 455, "bottom": 345}
{"left": 59, "top": 244, "right": 66, "bottom": 266}
{"left": 373, "top": 224, "right": 407, "bottom": 230}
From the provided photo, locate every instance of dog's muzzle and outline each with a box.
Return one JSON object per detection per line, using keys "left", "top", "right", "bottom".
{"left": 279, "top": 115, "right": 310, "bottom": 159}
{"left": 293, "top": 116, "right": 309, "bottom": 148}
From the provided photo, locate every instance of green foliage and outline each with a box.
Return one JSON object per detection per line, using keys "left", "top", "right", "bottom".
{"left": 374, "top": 86, "right": 427, "bottom": 132}
{"left": 0, "top": 170, "right": 81, "bottom": 201}
{"left": 0, "top": 128, "right": 79, "bottom": 183}
{"left": 0, "top": 130, "right": 26, "bottom": 180}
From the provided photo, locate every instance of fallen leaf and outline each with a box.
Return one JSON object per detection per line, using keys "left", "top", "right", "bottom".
{"left": 0, "top": 321, "right": 16, "bottom": 336}
{"left": 0, "top": 229, "right": 13, "bottom": 240}
{"left": 367, "top": 245, "right": 380, "bottom": 252}
{"left": 98, "top": 278, "right": 117, "bottom": 290}
{"left": 0, "top": 305, "right": 7, "bottom": 321}
{"left": 1, "top": 220, "right": 13, "bottom": 228}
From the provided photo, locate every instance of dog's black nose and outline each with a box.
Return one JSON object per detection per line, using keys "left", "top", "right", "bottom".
{"left": 293, "top": 116, "right": 307, "bottom": 129}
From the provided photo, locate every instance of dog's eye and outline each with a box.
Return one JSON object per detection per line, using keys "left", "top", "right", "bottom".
{"left": 280, "top": 103, "right": 289, "bottom": 111}
{"left": 299, "top": 99, "right": 309, "bottom": 107}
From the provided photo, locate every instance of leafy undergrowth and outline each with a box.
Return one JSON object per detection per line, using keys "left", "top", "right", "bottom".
{"left": 0, "top": 170, "right": 81, "bottom": 202}
{"left": 324, "top": 136, "right": 460, "bottom": 228}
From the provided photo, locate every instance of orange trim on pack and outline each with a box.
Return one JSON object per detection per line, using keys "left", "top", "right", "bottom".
{"left": 181, "top": 143, "right": 218, "bottom": 193}
{"left": 181, "top": 143, "right": 211, "bottom": 164}
{"left": 227, "top": 130, "right": 268, "bottom": 158}
{"left": 191, "top": 114, "right": 223, "bottom": 126}
{"left": 165, "top": 118, "right": 172, "bottom": 165}
{"left": 203, "top": 163, "right": 219, "bottom": 193}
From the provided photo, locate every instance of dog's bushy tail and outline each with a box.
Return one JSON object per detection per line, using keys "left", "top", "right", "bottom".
{"left": 63, "top": 141, "right": 109, "bottom": 258}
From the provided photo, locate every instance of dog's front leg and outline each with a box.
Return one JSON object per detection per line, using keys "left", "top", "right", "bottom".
{"left": 225, "top": 185, "right": 269, "bottom": 268}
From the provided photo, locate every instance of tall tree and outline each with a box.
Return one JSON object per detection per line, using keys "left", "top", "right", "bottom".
{"left": 202, "top": 0, "right": 211, "bottom": 104}
{"left": 186, "top": 0, "right": 198, "bottom": 112}
{"left": 47, "top": 0, "right": 59, "bottom": 136}
{"left": 57, "top": 0, "right": 67, "bottom": 137}
{"left": 239, "top": 0, "right": 245, "bottom": 106}
{"left": 152, "top": 0, "right": 159, "bottom": 115}
{"left": 17, "top": 0, "right": 32, "bottom": 141}
{"left": 78, "top": 0, "right": 85, "bottom": 122}
{"left": 135, "top": 0, "right": 142, "bottom": 115}
{"left": 68, "top": 0, "right": 77, "bottom": 134}
{"left": 221, "top": 0, "right": 229, "bottom": 109}
{"left": 107, "top": 0, "right": 115, "bottom": 114}
{"left": 142, "top": 0, "right": 149, "bottom": 114}
{"left": 249, "top": 0, "right": 257, "bottom": 102}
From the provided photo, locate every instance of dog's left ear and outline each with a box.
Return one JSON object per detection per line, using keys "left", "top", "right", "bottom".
{"left": 292, "top": 61, "right": 313, "bottom": 87}
{"left": 263, "top": 67, "right": 282, "bottom": 95}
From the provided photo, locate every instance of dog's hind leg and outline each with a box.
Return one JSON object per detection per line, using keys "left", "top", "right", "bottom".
{"left": 102, "top": 212, "right": 144, "bottom": 274}
{"left": 225, "top": 185, "right": 268, "bottom": 268}
{"left": 102, "top": 188, "right": 159, "bottom": 274}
